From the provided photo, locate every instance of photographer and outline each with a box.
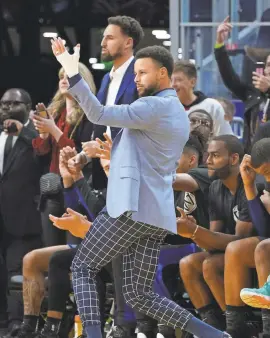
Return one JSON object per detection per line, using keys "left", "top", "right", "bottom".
{"left": 214, "top": 17, "right": 270, "bottom": 152}
{"left": 0, "top": 88, "right": 43, "bottom": 333}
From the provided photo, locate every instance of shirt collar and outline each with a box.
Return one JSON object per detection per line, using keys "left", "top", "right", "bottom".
{"left": 109, "top": 56, "right": 134, "bottom": 80}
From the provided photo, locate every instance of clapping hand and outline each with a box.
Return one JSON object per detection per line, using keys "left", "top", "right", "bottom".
{"left": 49, "top": 208, "right": 91, "bottom": 239}
{"left": 59, "top": 146, "right": 77, "bottom": 180}
{"left": 51, "top": 37, "right": 80, "bottom": 78}
{"left": 95, "top": 133, "right": 112, "bottom": 161}
{"left": 176, "top": 207, "right": 197, "bottom": 238}
{"left": 33, "top": 103, "right": 56, "bottom": 135}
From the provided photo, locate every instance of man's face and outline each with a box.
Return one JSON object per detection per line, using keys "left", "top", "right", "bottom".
{"left": 189, "top": 111, "right": 213, "bottom": 141}
{"left": 171, "top": 71, "right": 196, "bottom": 97}
{"left": 101, "top": 24, "right": 130, "bottom": 62}
{"left": 134, "top": 58, "right": 162, "bottom": 97}
{"left": 253, "top": 162, "right": 270, "bottom": 181}
{"left": 176, "top": 151, "right": 196, "bottom": 174}
{"left": 207, "top": 140, "right": 235, "bottom": 179}
{"left": 264, "top": 55, "right": 270, "bottom": 78}
{"left": 0, "top": 90, "right": 28, "bottom": 124}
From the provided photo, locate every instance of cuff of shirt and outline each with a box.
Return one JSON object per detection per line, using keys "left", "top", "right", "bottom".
{"left": 214, "top": 42, "right": 225, "bottom": 49}
{"left": 68, "top": 74, "right": 82, "bottom": 88}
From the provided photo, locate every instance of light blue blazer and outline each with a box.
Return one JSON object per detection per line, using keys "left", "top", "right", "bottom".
{"left": 69, "top": 78, "right": 189, "bottom": 233}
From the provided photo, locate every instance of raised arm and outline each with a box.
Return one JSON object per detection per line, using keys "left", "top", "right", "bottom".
{"left": 215, "top": 17, "right": 249, "bottom": 101}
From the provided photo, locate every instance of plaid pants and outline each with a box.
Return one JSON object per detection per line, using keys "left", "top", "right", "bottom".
{"left": 71, "top": 211, "right": 192, "bottom": 329}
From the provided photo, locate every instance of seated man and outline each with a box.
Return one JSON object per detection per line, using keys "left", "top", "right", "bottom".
{"left": 178, "top": 135, "right": 254, "bottom": 334}
{"left": 2, "top": 147, "right": 109, "bottom": 338}
{"left": 224, "top": 138, "right": 270, "bottom": 338}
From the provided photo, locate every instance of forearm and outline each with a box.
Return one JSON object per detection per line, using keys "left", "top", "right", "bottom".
{"left": 193, "top": 226, "right": 242, "bottom": 251}
{"left": 244, "top": 183, "right": 257, "bottom": 200}
{"left": 248, "top": 196, "right": 270, "bottom": 237}
{"left": 51, "top": 126, "right": 63, "bottom": 143}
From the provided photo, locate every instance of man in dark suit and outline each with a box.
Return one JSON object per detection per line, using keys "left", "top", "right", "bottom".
{"left": 69, "top": 16, "right": 151, "bottom": 338}
{"left": 0, "top": 89, "right": 43, "bottom": 334}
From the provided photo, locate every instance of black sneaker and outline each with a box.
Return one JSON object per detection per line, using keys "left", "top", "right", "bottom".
{"left": 36, "top": 329, "right": 59, "bottom": 338}
{"left": 2, "top": 323, "right": 36, "bottom": 338}
{"left": 157, "top": 325, "right": 175, "bottom": 338}
{"left": 107, "top": 325, "right": 135, "bottom": 338}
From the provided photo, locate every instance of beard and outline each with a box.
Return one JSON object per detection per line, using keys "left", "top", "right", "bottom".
{"left": 101, "top": 49, "right": 123, "bottom": 62}
{"left": 0, "top": 107, "right": 27, "bottom": 124}
{"left": 209, "top": 163, "right": 232, "bottom": 180}
{"left": 138, "top": 85, "right": 158, "bottom": 97}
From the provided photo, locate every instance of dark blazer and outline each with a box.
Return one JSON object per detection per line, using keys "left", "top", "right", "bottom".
{"left": 0, "top": 121, "right": 43, "bottom": 237}
{"left": 91, "top": 59, "right": 138, "bottom": 189}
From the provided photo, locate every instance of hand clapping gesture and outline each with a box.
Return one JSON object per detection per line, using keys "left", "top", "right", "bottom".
{"left": 49, "top": 208, "right": 91, "bottom": 239}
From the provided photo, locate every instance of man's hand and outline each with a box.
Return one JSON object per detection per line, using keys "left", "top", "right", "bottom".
{"left": 49, "top": 208, "right": 91, "bottom": 239}
{"left": 67, "top": 153, "right": 86, "bottom": 178}
{"left": 240, "top": 154, "right": 256, "bottom": 186}
{"left": 95, "top": 133, "right": 112, "bottom": 161}
{"left": 81, "top": 140, "right": 100, "bottom": 158}
{"left": 3, "top": 119, "right": 23, "bottom": 136}
{"left": 252, "top": 72, "right": 270, "bottom": 93}
{"left": 176, "top": 207, "right": 197, "bottom": 238}
{"left": 59, "top": 146, "right": 77, "bottom": 180}
{"left": 216, "top": 16, "right": 232, "bottom": 44}
{"left": 51, "top": 37, "right": 80, "bottom": 78}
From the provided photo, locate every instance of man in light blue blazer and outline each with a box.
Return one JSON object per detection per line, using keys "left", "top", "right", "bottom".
{"left": 51, "top": 39, "right": 231, "bottom": 338}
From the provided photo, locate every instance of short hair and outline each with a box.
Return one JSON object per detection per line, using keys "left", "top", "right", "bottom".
{"left": 189, "top": 109, "right": 214, "bottom": 132}
{"left": 216, "top": 97, "right": 236, "bottom": 118}
{"left": 184, "top": 130, "right": 206, "bottom": 165}
{"left": 108, "top": 16, "right": 144, "bottom": 49}
{"left": 211, "top": 134, "right": 244, "bottom": 162}
{"left": 2, "top": 88, "right": 32, "bottom": 107}
{"left": 173, "top": 60, "right": 197, "bottom": 79}
{"left": 251, "top": 138, "right": 270, "bottom": 168}
{"left": 135, "top": 46, "right": 174, "bottom": 77}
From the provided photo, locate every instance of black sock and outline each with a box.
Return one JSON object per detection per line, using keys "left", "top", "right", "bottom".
{"left": 226, "top": 305, "right": 248, "bottom": 332}
{"left": 262, "top": 309, "right": 270, "bottom": 335}
{"left": 23, "top": 315, "right": 39, "bottom": 331}
{"left": 44, "top": 317, "right": 62, "bottom": 334}
{"left": 197, "top": 304, "right": 225, "bottom": 330}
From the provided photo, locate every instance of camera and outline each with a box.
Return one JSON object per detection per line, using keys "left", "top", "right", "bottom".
{"left": 0, "top": 122, "right": 18, "bottom": 134}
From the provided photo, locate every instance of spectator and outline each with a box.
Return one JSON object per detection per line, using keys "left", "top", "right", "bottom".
{"left": 171, "top": 60, "right": 233, "bottom": 136}
{"left": 32, "top": 62, "right": 96, "bottom": 247}
{"left": 214, "top": 17, "right": 270, "bottom": 152}
{"left": 215, "top": 97, "right": 236, "bottom": 123}
{"left": 174, "top": 130, "right": 213, "bottom": 229}
{"left": 224, "top": 139, "right": 270, "bottom": 338}
{"left": 179, "top": 135, "right": 253, "bottom": 334}
{"left": 2, "top": 147, "right": 109, "bottom": 338}
{"left": 188, "top": 109, "right": 214, "bottom": 162}
{"left": 0, "top": 89, "right": 43, "bottom": 333}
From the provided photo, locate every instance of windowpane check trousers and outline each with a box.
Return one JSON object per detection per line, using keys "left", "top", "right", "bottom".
{"left": 71, "top": 210, "right": 193, "bottom": 330}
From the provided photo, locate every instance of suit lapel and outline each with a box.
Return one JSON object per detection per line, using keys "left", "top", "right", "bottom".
{"left": 3, "top": 137, "right": 22, "bottom": 176}
{"left": 114, "top": 60, "right": 135, "bottom": 104}
{"left": 97, "top": 73, "right": 111, "bottom": 105}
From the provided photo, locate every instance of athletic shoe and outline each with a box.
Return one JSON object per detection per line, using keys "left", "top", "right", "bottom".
{"left": 240, "top": 275, "right": 270, "bottom": 309}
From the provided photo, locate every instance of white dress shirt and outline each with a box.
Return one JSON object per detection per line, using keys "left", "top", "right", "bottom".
{"left": 0, "top": 120, "right": 30, "bottom": 174}
{"left": 105, "top": 56, "right": 134, "bottom": 137}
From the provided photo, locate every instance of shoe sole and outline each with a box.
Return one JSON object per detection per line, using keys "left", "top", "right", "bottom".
{"left": 240, "top": 290, "right": 270, "bottom": 309}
